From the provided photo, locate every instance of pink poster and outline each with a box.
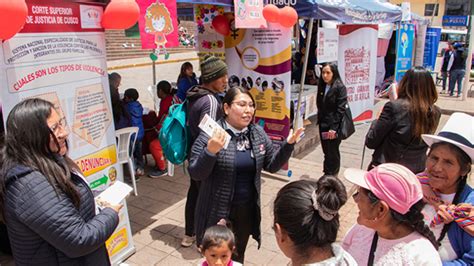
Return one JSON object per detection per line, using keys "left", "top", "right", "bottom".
{"left": 137, "top": 0, "right": 179, "bottom": 50}
{"left": 234, "top": 0, "right": 267, "bottom": 29}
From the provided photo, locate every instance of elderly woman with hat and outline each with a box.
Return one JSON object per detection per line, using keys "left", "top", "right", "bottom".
{"left": 342, "top": 163, "right": 441, "bottom": 265}
{"left": 419, "top": 112, "right": 474, "bottom": 264}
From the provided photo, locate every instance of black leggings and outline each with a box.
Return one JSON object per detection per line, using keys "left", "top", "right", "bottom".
{"left": 184, "top": 178, "right": 200, "bottom": 236}
{"left": 229, "top": 203, "right": 255, "bottom": 264}
{"left": 320, "top": 134, "right": 341, "bottom": 176}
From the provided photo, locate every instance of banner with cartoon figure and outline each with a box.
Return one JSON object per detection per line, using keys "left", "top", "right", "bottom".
{"left": 195, "top": 4, "right": 226, "bottom": 62}
{"left": 137, "top": 0, "right": 179, "bottom": 58}
{"left": 338, "top": 25, "right": 378, "bottom": 122}
{"left": 0, "top": 0, "right": 135, "bottom": 264}
{"left": 394, "top": 23, "right": 415, "bottom": 82}
{"left": 234, "top": 0, "right": 266, "bottom": 29}
{"left": 225, "top": 20, "right": 292, "bottom": 140}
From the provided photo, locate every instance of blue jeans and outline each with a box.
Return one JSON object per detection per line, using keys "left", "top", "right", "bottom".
{"left": 133, "top": 140, "right": 144, "bottom": 170}
{"left": 449, "top": 69, "right": 465, "bottom": 96}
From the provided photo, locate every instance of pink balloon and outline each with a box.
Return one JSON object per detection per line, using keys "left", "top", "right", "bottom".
{"left": 262, "top": 4, "right": 280, "bottom": 23}
{"left": 0, "top": 0, "right": 28, "bottom": 40}
{"left": 212, "top": 15, "right": 230, "bottom": 36}
{"left": 102, "top": 0, "right": 139, "bottom": 29}
{"left": 279, "top": 6, "right": 298, "bottom": 28}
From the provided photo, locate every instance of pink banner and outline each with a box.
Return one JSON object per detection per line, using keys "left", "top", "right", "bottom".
{"left": 137, "top": 0, "right": 179, "bottom": 50}
{"left": 234, "top": 0, "right": 267, "bottom": 29}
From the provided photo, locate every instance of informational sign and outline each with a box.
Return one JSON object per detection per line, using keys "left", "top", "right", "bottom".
{"left": 394, "top": 23, "right": 415, "bottom": 82}
{"left": 234, "top": 0, "right": 266, "bottom": 28}
{"left": 194, "top": 4, "right": 225, "bottom": 62}
{"left": 442, "top": 15, "right": 469, "bottom": 27}
{"left": 137, "top": 0, "right": 179, "bottom": 50}
{"left": 225, "top": 20, "right": 292, "bottom": 139}
{"left": 338, "top": 25, "right": 378, "bottom": 122}
{"left": 414, "top": 24, "right": 427, "bottom": 67}
{"left": 0, "top": 1, "right": 135, "bottom": 264}
{"left": 317, "top": 28, "right": 338, "bottom": 63}
{"left": 423, "top": 27, "right": 441, "bottom": 71}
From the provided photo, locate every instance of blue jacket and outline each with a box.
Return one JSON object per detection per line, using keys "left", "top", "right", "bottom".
{"left": 3, "top": 164, "right": 119, "bottom": 265}
{"left": 126, "top": 101, "right": 144, "bottom": 141}
{"left": 177, "top": 76, "right": 198, "bottom": 101}
{"left": 445, "top": 185, "right": 474, "bottom": 266}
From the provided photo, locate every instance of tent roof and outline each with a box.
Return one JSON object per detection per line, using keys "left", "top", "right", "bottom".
{"left": 176, "top": 0, "right": 232, "bottom": 6}
{"left": 293, "top": 0, "right": 402, "bottom": 23}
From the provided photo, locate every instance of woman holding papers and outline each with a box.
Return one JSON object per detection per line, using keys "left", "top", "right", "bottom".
{"left": 188, "top": 86, "right": 304, "bottom": 263}
{"left": 0, "top": 98, "right": 121, "bottom": 265}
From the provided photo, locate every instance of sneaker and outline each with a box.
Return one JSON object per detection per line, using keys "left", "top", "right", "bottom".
{"left": 135, "top": 168, "right": 145, "bottom": 176}
{"left": 181, "top": 235, "right": 195, "bottom": 247}
{"left": 148, "top": 168, "right": 168, "bottom": 178}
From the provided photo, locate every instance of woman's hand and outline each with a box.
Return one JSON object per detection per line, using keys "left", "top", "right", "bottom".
{"left": 96, "top": 198, "right": 123, "bottom": 213}
{"left": 287, "top": 127, "right": 305, "bottom": 144}
{"left": 437, "top": 204, "right": 455, "bottom": 224}
{"left": 327, "top": 130, "right": 337, "bottom": 140}
{"left": 207, "top": 128, "right": 226, "bottom": 154}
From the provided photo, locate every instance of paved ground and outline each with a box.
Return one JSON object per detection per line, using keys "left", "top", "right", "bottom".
{"left": 1, "top": 52, "right": 473, "bottom": 265}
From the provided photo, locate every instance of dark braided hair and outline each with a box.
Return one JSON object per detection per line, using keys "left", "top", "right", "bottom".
{"left": 427, "top": 142, "right": 471, "bottom": 245}
{"left": 390, "top": 200, "right": 439, "bottom": 249}
{"left": 365, "top": 189, "right": 438, "bottom": 249}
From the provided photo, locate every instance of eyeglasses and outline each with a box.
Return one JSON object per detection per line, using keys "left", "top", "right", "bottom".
{"left": 49, "top": 117, "right": 67, "bottom": 135}
{"left": 232, "top": 101, "right": 255, "bottom": 109}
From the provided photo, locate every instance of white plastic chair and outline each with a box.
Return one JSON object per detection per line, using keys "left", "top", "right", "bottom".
{"left": 116, "top": 127, "right": 139, "bottom": 196}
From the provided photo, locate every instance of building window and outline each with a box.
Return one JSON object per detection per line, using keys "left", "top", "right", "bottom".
{"left": 424, "top": 4, "right": 439, "bottom": 16}
{"left": 445, "top": 0, "right": 471, "bottom": 16}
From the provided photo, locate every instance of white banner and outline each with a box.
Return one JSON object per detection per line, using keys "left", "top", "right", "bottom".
{"left": 338, "top": 25, "right": 378, "bottom": 122}
{"left": 414, "top": 24, "right": 427, "bottom": 67}
{"left": 317, "top": 28, "right": 339, "bottom": 63}
{"left": 0, "top": 1, "right": 135, "bottom": 264}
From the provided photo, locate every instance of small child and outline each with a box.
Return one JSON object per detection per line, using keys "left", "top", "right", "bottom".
{"left": 148, "top": 81, "right": 181, "bottom": 178}
{"left": 199, "top": 225, "right": 242, "bottom": 266}
{"left": 124, "top": 88, "right": 145, "bottom": 176}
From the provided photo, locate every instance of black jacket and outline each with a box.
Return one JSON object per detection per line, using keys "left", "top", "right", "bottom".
{"left": 365, "top": 99, "right": 441, "bottom": 173}
{"left": 188, "top": 121, "right": 294, "bottom": 247}
{"left": 186, "top": 86, "right": 223, "bottom": 144}
{"left": 3, "top": 164, "right": 119, "bottom": 266}
{"left": 441, "top": 50, "right": 452, "bottom": 72}
{"left": 450, "top": 48, "right": 467, "bottom": 71}
{"left": 316, "top": 79, "right": 348, "bottom": 134}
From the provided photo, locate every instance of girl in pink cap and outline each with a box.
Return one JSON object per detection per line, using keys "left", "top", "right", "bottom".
{"left": 342, "top": 163, "right": 441, "bottom": 265}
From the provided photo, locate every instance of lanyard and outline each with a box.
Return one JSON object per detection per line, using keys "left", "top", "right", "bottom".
{"left": 368, "top": 232, "right": 379, "bottom": 266}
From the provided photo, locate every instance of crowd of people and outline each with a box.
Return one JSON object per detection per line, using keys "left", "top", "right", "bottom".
{"left": 0, "top": 54, "right": 473, "bottom": 266}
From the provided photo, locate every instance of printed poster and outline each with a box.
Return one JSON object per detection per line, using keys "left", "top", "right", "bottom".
{"left": 225, "top": 20, "right": 292, "bottom": 139}
{"left": 394, "top": 23, "right": 415, "bottom": 82}
{"left": 234, "top": 0, "right": 267, "bottom": 29}
{"left": 423, "top": 27, "right": 441, "bottom": 71}
{"left": 414, "top": 24, "right": 427, "bottom": 67}
{"left": 194, "top": 4, "right": 226, "bottom": 62}
{"left": 317, "top": 27, "right": 338, "bottom": 63}
{"left": 338, "top": 25, "right": 378, "bottom": 122}
{"left": 137, "top": 0, "right": 179, "bottom": 51}
{"left": 0, "top": 1, "right": 135, "bottom": 264}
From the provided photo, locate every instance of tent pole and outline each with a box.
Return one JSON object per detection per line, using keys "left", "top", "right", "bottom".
{"left": 295, "top": 18, "right": 314, "bottom": 129}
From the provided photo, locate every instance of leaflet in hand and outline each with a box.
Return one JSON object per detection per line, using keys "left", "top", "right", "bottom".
{"left": 95, "top": 181, "right": 133, "bottom": 206}
{"left": 198, "top": 113, "right": 231, "bottom": 149}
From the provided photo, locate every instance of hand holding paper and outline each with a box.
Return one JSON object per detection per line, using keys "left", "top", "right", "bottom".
{"left": 198, "top": 114, "right": 231, "bottom": 151}
{"left": 95, "top": 181, "right": 132, "bottom": 212}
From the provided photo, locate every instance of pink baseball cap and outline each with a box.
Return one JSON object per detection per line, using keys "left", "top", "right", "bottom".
{"left": 344, "top": 163, "right": 423, "bottom": 214}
